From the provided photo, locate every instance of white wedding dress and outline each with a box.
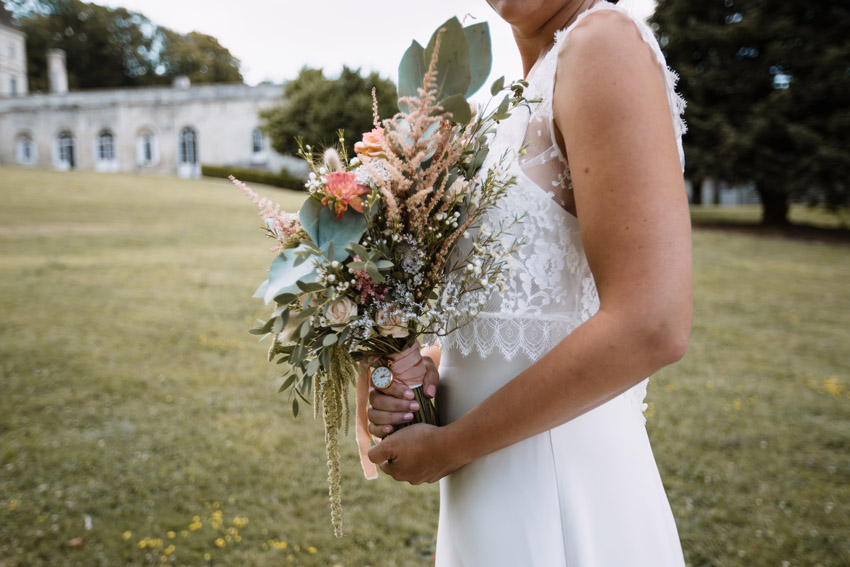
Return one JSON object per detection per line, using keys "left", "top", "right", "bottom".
{"left": 434, "top": 3, "right": 687, "bottom": 566}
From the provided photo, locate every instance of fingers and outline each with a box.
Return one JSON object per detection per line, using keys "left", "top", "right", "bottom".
{"left": 373, "top": 378, "right": 414, "bottom": 401}
{"left": 422, "top": 356, "right": 440, "bottom": 399}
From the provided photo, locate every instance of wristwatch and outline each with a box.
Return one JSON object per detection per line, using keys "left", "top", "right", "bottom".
{"left": 371, "top": 365, "right": 394, "bottom": 390}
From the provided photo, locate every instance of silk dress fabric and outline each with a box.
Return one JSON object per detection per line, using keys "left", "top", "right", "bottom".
{"left": 434, "top": 3, "right": 687, "bottom": 565}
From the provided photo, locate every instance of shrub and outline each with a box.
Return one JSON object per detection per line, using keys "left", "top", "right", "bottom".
{"left": 201, "top": 165, "right": 305, "bottom": 191}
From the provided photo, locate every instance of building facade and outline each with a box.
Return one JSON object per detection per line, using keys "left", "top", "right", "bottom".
{"left": 0, "top": 7, "right": 299, "bottom": 179}
{"left": 0, "top": 6, "right": 28, "bottom": 98}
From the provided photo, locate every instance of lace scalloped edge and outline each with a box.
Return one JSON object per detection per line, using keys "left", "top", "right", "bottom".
{"left": 437, "top": 314, "right": 584, "bottom": 362}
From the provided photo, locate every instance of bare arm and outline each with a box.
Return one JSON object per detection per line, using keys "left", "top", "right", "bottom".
{"left": 369, "top": 11, "right": 692, "bottom": 483}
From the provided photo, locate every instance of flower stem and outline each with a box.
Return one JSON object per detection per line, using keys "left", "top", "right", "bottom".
{"left": 395, "top": 385, "right": 440, "bottom": 430}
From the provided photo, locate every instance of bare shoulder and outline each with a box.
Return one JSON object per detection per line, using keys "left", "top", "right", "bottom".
{"left": 557, "top": 8, "right": 655, "bottom": 72}
{"left": 553, "top": 6, "right": 675, "bottom": 153}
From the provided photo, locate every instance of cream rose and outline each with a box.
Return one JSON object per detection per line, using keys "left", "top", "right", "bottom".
{"left": 376, "top": 309, "right": 409, "bottom": 338}
{"left": 326, "top": 297, "right": 358, "bottom": 327}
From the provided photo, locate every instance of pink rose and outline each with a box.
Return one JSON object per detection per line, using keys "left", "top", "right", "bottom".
{"left": 354, "top": 128, "right": 387, "bottom": 159}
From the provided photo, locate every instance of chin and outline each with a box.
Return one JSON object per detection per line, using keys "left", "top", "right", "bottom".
{"left": 486, "top": 0, "right": 556, "bottom": 26}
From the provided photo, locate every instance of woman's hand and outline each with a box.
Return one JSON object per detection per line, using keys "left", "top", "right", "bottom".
{"left": 367, "top": 423, "right": 463, "bottom": 484}
{"left": 367, "top": 354, "right": 439, "bottom": 438}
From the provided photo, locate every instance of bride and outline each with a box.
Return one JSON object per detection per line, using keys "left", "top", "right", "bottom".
{"left": 368, "top": 0, "right": 691, "bottom": 564}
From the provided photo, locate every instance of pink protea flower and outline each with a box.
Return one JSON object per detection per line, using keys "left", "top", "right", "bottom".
{"left": 354, "top": 127, "right": 387, "bottom": 159}
{"left": 321, "top": 171, "right": 369, "bottom": 220}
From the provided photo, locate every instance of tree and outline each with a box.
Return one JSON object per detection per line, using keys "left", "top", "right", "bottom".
{"left": 260, "top": 66, "right": 398, "bottom": 157}
{"left": 652, "top": 0, "right": 850, "bottom": 225}
{"left": 6, "top": 0, "right": 242, "bottom": 91}
{"left": 159, "top": 29, "right": 242, "bottom": 85}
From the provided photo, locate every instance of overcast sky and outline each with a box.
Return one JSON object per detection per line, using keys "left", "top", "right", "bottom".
{"left": 96, "top": 0, "right": 656, "bottom": 92}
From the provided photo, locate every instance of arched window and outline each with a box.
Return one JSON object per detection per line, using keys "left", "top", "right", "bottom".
{"left": 252, "top": 128, "right": 264, "bottom": 154}
{"left": 56, "top": 130, "right": 75, "bottom": 169}
{"left": 179, "top": 127, "right": 198, "bottom": 165}
{"left": 136, "top": 129, "right": 158, "bottom": 166}
{"left": 16, "top": 133, "right": 36, "bottom": 165}
{"left": 97, "top": 130, "right": 115, "bottom": 161}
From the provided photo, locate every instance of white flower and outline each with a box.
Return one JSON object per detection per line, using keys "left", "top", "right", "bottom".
{"left": 376, "top": 309, "right": 409, "bottom": 338}
{"left": 325, "top": 297, "right": 358, "bottom": 327}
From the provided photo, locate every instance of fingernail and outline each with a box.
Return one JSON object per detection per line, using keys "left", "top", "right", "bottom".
{"left": 409, "top": 402, "right": 420, "bottom": 411}
{"left": 403, "top": 389, "right": 414, "bottom": 400}
{"left": 427, "top": 385, "right": 436, "bottom": 398}
{"left": 403, "top": 412, "right": 414, "bottom": 421}
{"left": 384, "top": 425, "right": 393, "bottom": 434}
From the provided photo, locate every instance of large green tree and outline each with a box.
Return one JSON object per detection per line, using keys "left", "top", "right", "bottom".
{"left": 652, "top": 0, "right": 850, "bottom": 225}
{"left": 260, "top": 66, "right": 398, "bottom": 157}
{"left": 5, "top": 0, "right": 242, "bottom": 91}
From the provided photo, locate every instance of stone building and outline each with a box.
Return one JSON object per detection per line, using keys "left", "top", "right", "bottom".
{"left": 0, "top": 5, "right": 297, "bottom": 178}
{"left": 0, "top": 5, "right": 27, "bottom": 98}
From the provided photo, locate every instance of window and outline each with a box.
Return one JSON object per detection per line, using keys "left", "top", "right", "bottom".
{"left": 97, "top": 130, "right": 115, "bottom": 161}
{"left": 136, "top": 130, "right": 158, "bottom": 166}
{"left": 57, "top": 131, "right": 75, "bottom": 168}
{"left": 179, "top": 127, "right": 198, "bottom": 164}
{"left": 252, "top": 128, "right": 264, "bottom": 153}
{"left": 10, "top": 76, "right": 17, "bottom": 96}
{"left": 16, "top": 134, "right": 35, "bottom": 165}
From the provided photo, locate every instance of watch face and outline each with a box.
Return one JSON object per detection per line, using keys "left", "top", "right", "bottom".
{"left": 371, "top": 366, "right": 393, "bottom": 389}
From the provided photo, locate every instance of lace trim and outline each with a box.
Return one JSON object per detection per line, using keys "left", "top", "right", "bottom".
{"left": 438, "top": 314, "right": 584, "bottom": 361}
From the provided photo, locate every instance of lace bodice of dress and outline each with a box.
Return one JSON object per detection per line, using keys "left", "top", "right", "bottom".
{"left": 440, "top": 1, "right": 686, "bottom": 369}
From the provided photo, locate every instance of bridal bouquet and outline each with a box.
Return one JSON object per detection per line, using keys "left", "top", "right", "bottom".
{"left": 236, "top": 18, "right": 527, "bottom": 536}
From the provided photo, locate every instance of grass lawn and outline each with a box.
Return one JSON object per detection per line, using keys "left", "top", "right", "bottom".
{"left": 1, "top": 167, "right": 848, "bottom": 567}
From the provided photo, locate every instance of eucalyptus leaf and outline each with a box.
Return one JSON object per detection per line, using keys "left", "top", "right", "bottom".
{"left": 253, "top": 279, "right": 269, "bottom": 300}
{"left": 375, "top": 260, "right": 394, "bottom": 270}
{"left": 280, "top": 374, "right": 296, "bottom": 393}
{"left": 463, "top": 22, "right": 492, "bottom": 97}
{"left": 275, "top": 293, "right": 297, "bottom": 305}
{"left": 272, "top": 316, "right": 284, "bottom": 334}
{"left": 292, "top": 398, "right": 299, "bottom": 417}
{"left": 298, "top": 320, "right": 312, "bottom": 338}
{"left": 299, "top": 197, "right": 367, "bottom": 263}
{"left": 322, "top": 334, "right": 338, "bottom": 346}
{"left": 490, "top": 75, "right": 505, "bottom": 96}
{"left": 438, "top": 93, "right": 472, "bottom": 124}
{"left": 424, "top": 17, "right": 471, "bottom": 100}
{"left": 398, "top": 40, "right": 426, "bottom": 100}
{"left": 365, "top": 263, "right": 385, "bottom": 283}
{"left": 263, "top": 246, "right": 320, "bottom": 304}
{"left": 306, "top": 358, "right": 320, "bottom": 376}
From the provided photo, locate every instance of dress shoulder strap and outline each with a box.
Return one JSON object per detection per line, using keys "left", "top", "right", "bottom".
{"left": 548, "top": 1, "right": 688, "bottom": 170}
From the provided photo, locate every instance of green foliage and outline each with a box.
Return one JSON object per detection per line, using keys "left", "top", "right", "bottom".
{"left": 397, "top": 17, "right": 492, "bottom": 123}
{"left": 10, "top": 0, "right": 242, "bottom": 91}
{"left": 201, "top": 165, "right": 304, "bottom": 190}
{"left": 259, "top": 67, "right": 398, "bottom": 157}
{"left": 0, "top": 168, "right": 848, "bottom": 565}
{"left": 652, "top": 0, "right": 850, "bottom": 225}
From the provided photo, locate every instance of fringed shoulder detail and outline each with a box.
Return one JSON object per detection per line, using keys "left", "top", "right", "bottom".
{"left": 552, "top": 1, "right": 688, "bottom": 171}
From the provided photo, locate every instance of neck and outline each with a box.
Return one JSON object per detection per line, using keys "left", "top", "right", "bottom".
{"left": 512, "top": 0, "right": 599, "bottom": 77}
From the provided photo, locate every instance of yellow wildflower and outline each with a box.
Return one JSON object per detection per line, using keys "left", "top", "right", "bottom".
{"left": 203, "top": 553, "right": 211, "bottom": 561}
{"left": 215, "top": 538, "right": 226, "bottom": 548}
{"left": 167, "top": 531, "right": 176, "bottom": 539}
{"left": 122, "top": 531, "right": 132, "bottom": 541}
{"left": 307, "top": 546, "right": 318, "bottom": 554}
{"left": 164, "top": 544, "right": 176, "bottom": 555}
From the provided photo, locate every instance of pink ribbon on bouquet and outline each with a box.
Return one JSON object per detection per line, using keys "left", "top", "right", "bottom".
{"left": 355, "top": 341, "right": 427, "bottom": 480}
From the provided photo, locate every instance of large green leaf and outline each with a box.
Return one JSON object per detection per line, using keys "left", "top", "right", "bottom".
{"left": 299, "top": 197, "right": 367, "bottom": 262}
{"left": 423, "top": 17, "right": 471, "bottom": 100}
{"left": 262, "top": 245, "right": 320, "bottom": 304}
{"left": 463, "top": 22, "right": 492, "bottom": 97}
{"left": 398, "top": 40, "right": 426, "bottom": 99}
{"left": 438, "top": 93, "right": 472, "bottom": 124}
